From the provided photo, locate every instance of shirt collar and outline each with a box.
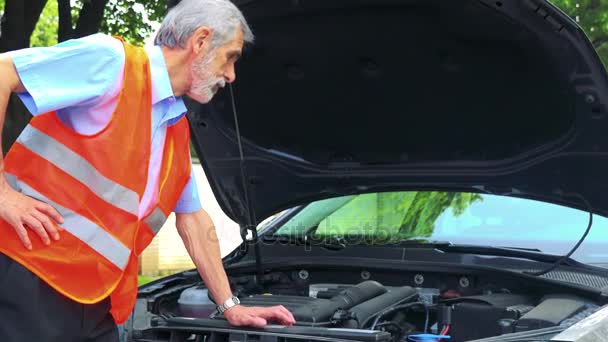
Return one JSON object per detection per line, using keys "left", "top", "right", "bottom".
{"left": 145, "top": 44, "right": 187, "bottom": 125}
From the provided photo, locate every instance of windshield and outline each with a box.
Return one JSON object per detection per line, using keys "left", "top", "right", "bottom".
{"left": 270, "top": 191, "right": 608, "bottom": 265}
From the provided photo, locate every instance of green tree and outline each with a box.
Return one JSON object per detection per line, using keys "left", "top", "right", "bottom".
{"left": 30, "top": 0, "right": 58, "bottom": 47}
{"left": 396, "top": 192, "right": 483, "bottom": 237}
{"left": 314, "top": 191, "right": 483, "bottom": 243}
{"left": 100, "top": 0, "right": 169, "bottom": 46}
{"left": 0, "top": 0, "right": 171, "bottom": 51}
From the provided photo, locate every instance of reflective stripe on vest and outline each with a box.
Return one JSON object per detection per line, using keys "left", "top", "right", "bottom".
{"left": 134, "top": 206, "right": 168, "bottom": 256}
{"left": 17, "top": 125, "right": 140, "bottom": 216}
{"left": 144, "top": 207, "right": 167, "bottom": 235}
{"left": 5, "top": 173, "right": 131, "bottom": 270}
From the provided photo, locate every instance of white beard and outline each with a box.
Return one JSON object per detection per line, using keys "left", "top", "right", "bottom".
{"left": 188, "top": 51, "right": 226, "bottom": 104}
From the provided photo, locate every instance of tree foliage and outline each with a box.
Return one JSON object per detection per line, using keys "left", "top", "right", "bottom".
{"left": 314, "top": 191, "right": 483, "bottom": 243}
{"left": 0, "top": 0, "right": 170, "bottom": 47}
{"left": 31, "top": 0, "right": 58, "bottom": 47}
{"left": 396, "top": 192, "right": 483, "bottom": 237}
{"left": 100, "top": 0, "right": 168, "bottom": 46}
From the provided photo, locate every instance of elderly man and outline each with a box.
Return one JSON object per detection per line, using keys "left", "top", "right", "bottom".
{"left": 0, "top": 0, "right": 295, "bottom": 340}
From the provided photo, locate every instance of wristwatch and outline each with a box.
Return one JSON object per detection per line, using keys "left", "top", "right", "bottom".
{"left": 217, "top": 295, "right": 240, "bottom": 314}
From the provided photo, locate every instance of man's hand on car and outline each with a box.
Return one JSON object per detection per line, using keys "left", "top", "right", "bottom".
{"left": 224, "top": 304, "right": 296, "bottom": 328}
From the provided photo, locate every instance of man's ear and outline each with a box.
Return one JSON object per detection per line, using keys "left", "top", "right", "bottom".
{"left": 189, "top": 26, "right": 213, "bottom": 55}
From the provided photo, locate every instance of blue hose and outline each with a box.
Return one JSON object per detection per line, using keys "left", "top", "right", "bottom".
{"left": 407, "top": 333, "right": 451, "bottom": 341}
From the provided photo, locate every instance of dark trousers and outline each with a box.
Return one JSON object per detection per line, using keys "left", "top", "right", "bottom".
{"left": 0, "top": 253, "right": 118, "bottom": 342}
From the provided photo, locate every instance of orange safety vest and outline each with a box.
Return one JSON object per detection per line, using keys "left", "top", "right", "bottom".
{"left": 0, "top": 37, "right": 192, "bottom": 324}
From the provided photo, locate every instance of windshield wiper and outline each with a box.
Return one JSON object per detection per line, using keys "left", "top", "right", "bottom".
{"left": 437, "top": 244, "right": 583, "bottom": 266}
{"left": 394, "top": 237, "right": 586, "bottom": 267}
{"left": 391, "top": 239, "right": 580, "bottom": 266}
{"left": 262, "top": 234, "right": 348, "bottom": 250}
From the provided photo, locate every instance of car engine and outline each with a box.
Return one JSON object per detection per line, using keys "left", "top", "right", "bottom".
{"left": 152, "top": 279, "right": 601, "bottom": 342}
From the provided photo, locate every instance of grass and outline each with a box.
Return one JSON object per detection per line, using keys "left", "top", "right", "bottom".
{"left": 138, "top": 275, "right": 161, "bottom": 286}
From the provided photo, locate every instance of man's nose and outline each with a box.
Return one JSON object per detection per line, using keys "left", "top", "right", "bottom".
{"left": 225, "top": 64, "right": 236, "bottom": 84}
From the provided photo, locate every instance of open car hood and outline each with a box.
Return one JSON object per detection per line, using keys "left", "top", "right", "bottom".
{"left": 187, "top": 0, "right": 608, "bottom": 227}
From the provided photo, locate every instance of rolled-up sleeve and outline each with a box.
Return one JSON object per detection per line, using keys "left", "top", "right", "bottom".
{"left": 173, "top": 166, "right": 203, "bottom": 214}
{"left": 7, "top": 33, "right": 124, "bottom": 115}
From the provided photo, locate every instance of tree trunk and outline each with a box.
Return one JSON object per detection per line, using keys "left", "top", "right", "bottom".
{"left": 0, "top": 0, "right": 47, "bottom": 154}
{"left": 74, "top": 0, "right": 108, "bottom": 38}
{"left": 57, "top": 0, "right": 74, "bottom": 42}
{"left": 0, "top": 0, "right": 47, "bottom": 51}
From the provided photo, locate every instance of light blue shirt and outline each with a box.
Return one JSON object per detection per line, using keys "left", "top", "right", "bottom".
{"left": 8, "top": 33, "right": 202, "bottom": 215}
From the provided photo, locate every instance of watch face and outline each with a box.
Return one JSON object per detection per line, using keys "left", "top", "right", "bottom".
{"left": 233, "top": 296, "right": 240, "bottom": 305}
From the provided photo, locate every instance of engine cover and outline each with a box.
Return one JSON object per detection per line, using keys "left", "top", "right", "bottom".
{"left": 212, "top": 281, "right": 417, "bottom": 325}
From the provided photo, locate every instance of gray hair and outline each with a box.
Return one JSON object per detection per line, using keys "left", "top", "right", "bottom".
{"left": 155, "top": 0, "right": 254, "bottom": 49}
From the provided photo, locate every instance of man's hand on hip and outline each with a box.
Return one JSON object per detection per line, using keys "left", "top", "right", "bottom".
{"left": 224, "top": 304, "right": 296, "bottom": 328}
{"left": 0, "top": 180, "right": 63, "bottom": 249}
{"left": 0, "top": 54, "right": 54, "bottom": 250}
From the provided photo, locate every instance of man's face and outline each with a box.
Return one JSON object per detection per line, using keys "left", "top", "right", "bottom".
{"left": 187, "top": 28, "right": 244, "bottom": 103}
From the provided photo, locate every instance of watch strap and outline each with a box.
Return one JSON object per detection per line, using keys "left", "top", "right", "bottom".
{"left": 217, "top": 295, "right": 240, "bottom": 314}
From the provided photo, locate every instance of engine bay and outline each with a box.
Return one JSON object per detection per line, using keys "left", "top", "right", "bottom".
{"left": 135, "top": 268, "right": 608, "bottom": 342}
{"left": 184, "top": 282, "right": 600, "bottom": 342}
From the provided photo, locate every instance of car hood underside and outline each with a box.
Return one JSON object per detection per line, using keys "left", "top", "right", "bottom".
{"left": 188, "top": 0, "right": 608, "bottom": 226}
